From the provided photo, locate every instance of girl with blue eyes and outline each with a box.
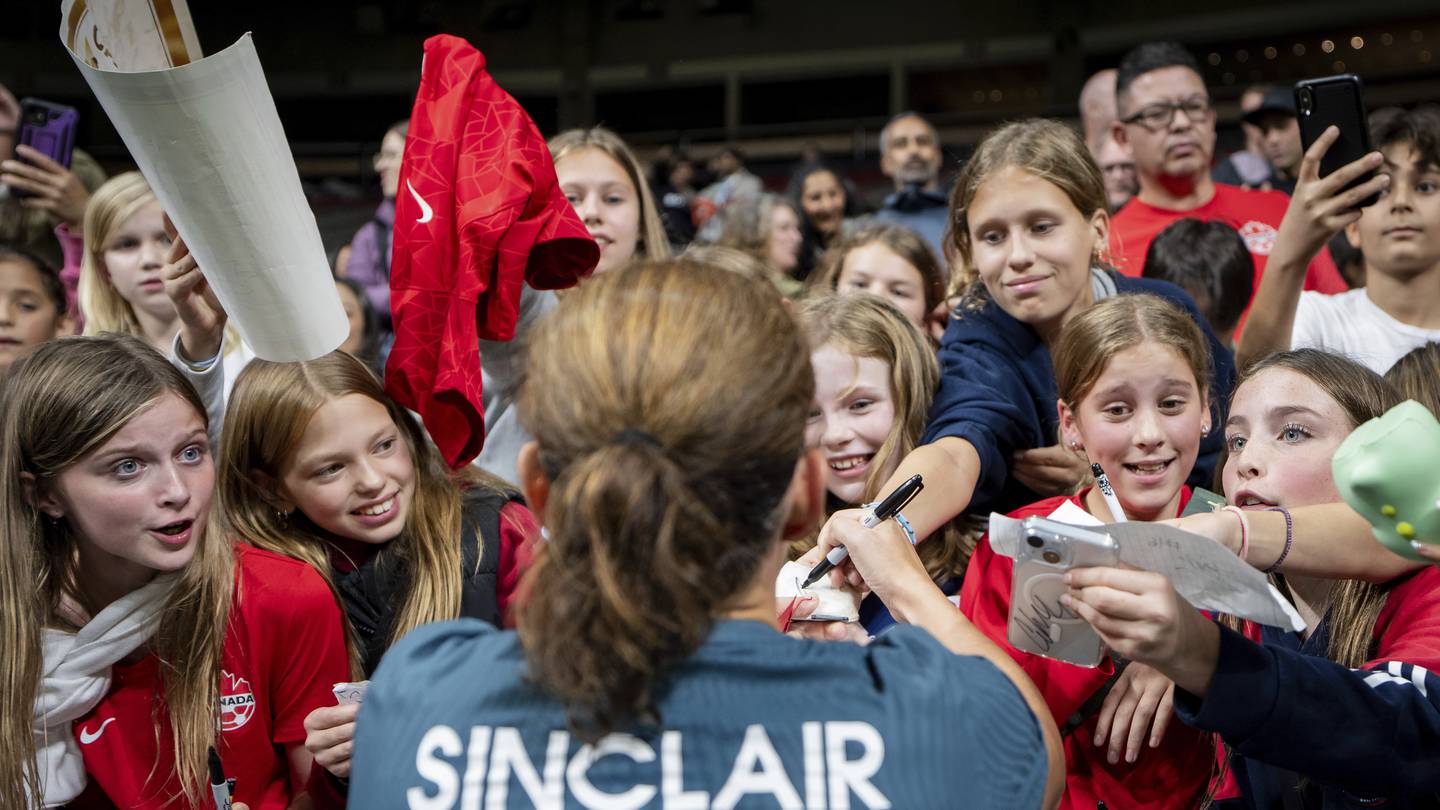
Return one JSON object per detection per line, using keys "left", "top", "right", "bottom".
{"left": 214, "top": 351, "right": 536, "bottom": 788}
{"left": 0, "top": 335, "right": 348, "bottom": 809}
{"left": 1065, "top": 349, "right": 1440, "bottom": 809}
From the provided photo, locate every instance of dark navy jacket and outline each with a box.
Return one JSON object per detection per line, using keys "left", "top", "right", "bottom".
{"left": 1177, "top": 591, "right": 1440, "bottom": 810}
{"left": 921, "top": 272, "right": 1236, "bottom": 516}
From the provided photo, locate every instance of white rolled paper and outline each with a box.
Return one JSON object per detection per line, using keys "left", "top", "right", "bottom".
{"left": 66, "top": 33, "right": 347, "bottom": 361}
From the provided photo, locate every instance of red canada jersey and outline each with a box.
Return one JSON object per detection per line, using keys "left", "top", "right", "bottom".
{"left": 959, "top": 488, "right": 1216, "bottom": 810}
{"left": 385, "top": 34, "right": 599, "bottom": 469}
{"left": 70, "top": 545, "right": 349, "bottom": 810}
{"left": 1109, "top": 184, "right": 1348, "bottom": 328}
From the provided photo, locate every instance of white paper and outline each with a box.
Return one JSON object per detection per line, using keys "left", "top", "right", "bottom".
{"left": 775, "top": 561, "right": 860, "bottom": 623}
{"left": 332, "top": 680, "right": 369, "bottom": 705}
{"left": 989, "top": 509, "right": 1305, "bottom": 632}
{"left": 64, "top": 30, "right": 347, "bottom": 361}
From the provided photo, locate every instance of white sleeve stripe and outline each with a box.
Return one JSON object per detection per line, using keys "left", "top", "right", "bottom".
{"left": 1363, "top": 671, "right": 1411, "bottom": 690}
{"left": 1361, "top": 663, "right": 1433, "bottom": 699}
{"left": 1412, "top": 665, "right": 1431, "bottom": 699}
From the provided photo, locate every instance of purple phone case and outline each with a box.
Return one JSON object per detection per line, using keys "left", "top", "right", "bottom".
{"left": 14, "top": 99, "right": 79, "bottom": 197}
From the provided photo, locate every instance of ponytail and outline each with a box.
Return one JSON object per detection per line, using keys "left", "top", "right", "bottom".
{"left": 515, "top": 260, "right": 812, "bottom": 741}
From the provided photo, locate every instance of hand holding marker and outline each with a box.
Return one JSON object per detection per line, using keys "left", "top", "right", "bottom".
{"left": 802, "top": 474, "right": 924, "bottom": 588}
{"left": 208, "top": 747, "right": 234, "bottom": 809}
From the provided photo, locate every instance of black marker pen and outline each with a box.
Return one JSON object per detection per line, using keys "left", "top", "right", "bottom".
{"left": 208, "top": 746, "right": 233, "bottom": 810}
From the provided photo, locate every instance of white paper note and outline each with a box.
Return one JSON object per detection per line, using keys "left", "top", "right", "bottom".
{"left": 775, "top": 561, "right": 860, "bottom": 623}
{"left": 63, "top": 26, "right": 347, "bottom": 361}
{"left": 989, "top": 510, "right": 1305, "bottom": 632}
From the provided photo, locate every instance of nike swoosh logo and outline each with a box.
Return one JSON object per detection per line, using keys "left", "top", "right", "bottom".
{"left": 78, "top": 717, "right": 116, "bottom": 745}
{"left": 407, "top": 179, "right": 434, "bottom": 224}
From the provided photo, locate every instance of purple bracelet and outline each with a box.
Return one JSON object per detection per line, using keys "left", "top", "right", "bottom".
{"left": 1262, "top": 506, "right": 1294, "bottom": 574}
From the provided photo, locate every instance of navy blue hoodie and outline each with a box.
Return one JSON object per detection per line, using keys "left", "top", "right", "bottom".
{"left": 921, "top": 272, "right": 1236, "bottom": 516}
{"left": 1177, "top": 566, "right": 1440, "bottom": 810}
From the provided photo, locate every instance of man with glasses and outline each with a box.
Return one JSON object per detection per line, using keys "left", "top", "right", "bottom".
{"left": 1107, "top": 42, "right": 1347, "bottom": 312}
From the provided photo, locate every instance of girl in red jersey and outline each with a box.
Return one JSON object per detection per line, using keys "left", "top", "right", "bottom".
{"left": 0, "top": 334, "right": 348, "bottom": 809}
{"left": 1066, "top": 350, "right": 1440, "bottom": 808}
{"left": 214, "top": 351, "right": 537, "bottom": 785}
{"left": 958, "top": 293, "right": 1219, "bottom": 810}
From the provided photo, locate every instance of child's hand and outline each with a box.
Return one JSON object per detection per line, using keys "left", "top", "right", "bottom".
{"left": 1413, "top": 542, "right": 1440, "bottom": 567}
{"left": 1062, "top": 566, "right": 1221, "bottom": 696}
{"left": 162, "top": 222, "right": 229, "bottom": 362}
{"left": 1093, "top": 662, "right": 1175, "bottom": 765}
{"left": 1272, "top": 126, "right": 1389, "bottom": 267}
{"left": 1, "top": 145, "right": 91, "bottom": 226}
{"left": 303, "top": 703, "right": 359, "bottom": 778}
{"left": 1012, "top": 443, "right": 1089, "bottom": 497}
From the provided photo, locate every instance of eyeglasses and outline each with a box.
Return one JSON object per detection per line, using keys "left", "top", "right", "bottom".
{"left": 1121, "top": 97, "right": 1211, "bottom": 131}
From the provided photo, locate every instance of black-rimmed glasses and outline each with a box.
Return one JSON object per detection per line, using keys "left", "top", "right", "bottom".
{"left": 1121, "top": 97, "right": 1211, "bottom": 131}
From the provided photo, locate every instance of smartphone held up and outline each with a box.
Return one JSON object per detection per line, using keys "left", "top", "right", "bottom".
{"left": 1294, "top": 75, "right": 1380, "bottom": 211}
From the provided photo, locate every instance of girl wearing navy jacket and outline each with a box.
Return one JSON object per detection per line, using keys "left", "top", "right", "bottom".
{"left": 1066, "top": 350, "right": 1440, "bottom": 808}
{"left": 815, "top": 118, "right": 1236, "bottom": 563}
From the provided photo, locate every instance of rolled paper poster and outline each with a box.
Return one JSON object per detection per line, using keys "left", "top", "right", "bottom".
{"left": 63, "top": 20, "right": 347, "bottom": 361}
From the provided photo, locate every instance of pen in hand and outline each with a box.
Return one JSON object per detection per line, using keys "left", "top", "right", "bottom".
{"left": 802, "top": 474, "right": 924, "bottom": 588}
{"left": 208, "top": 746, "right": 233, "bottom": 810}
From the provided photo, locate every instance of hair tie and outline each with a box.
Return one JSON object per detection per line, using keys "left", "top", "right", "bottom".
{"left": 612, "top": 428, "right": 662, "bottom": 448}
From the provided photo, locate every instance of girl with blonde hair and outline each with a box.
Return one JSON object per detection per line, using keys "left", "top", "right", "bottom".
{"left": 348, "top": 261, "right": 1064, "bottom": 809}
{"left": 0, "top": 334, "right": 347, "bottom": 808}
{"left": 77, "top": 172, "right": 175, "bottom": 351}
{"left": 216, "top": 350, "right": 536, "bottom": 783}
{"left": 796, "top": 292, "right": 977, "bottom": 623}
{"left": 550, "top": 126, "right": 669, "bottom": 275}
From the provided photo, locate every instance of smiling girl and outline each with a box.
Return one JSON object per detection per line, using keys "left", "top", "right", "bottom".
{"left": 797, "top": 293, "right": 975, "bottom": 612}
{"left": 959, "top": 293, "right": 1218, "bottom": 810}
{"left": 815, "top": 119, "right": 1236, "bottom": 578}
{"left": 0, "top": 335, "right": 347, "bottom": 809}
{"left": 215, "top": 351, "right": 536, "bottom": 783}
{"left": 1066, "top": 350, "right": 1440, "bottom": 808}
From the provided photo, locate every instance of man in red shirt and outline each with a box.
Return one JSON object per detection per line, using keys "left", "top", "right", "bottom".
{"left": 1108, "top": 42, "right": 1348, "bottom": 305}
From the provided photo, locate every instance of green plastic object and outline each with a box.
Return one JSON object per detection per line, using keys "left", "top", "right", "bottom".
{"left": 1333, "top": 400, "right": 1440, "bottom": 561}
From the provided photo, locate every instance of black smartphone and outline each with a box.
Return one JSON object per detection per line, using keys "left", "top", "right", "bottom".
{"left": 1294, "top": 75, "right": 1379, "bottom": 210}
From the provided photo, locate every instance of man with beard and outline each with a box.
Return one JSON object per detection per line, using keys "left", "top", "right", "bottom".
{"left": 1108, "top": 42, "right": 1347, "bottom": 316}
{"left": 873, "top": 112, "right": 948, "bottom": 259}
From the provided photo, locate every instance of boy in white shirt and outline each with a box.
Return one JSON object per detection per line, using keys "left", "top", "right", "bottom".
{"left": 1238, "top": 106, "right": 1440, "bottom": 373}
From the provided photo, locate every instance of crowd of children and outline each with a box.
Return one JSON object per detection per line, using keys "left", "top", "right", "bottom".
{"left": 4, "top": 37, "right": 1440, "bottom": 810}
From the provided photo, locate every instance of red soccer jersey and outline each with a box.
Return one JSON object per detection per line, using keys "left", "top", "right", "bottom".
{"left": 386, "top": 34, "right": 599, "bottom": 469}
{"left": 71, "top": 545, "right": 349, "bottom": 810}
{"left": 959, "top": 488, "right": 1215, "bottom": 810}
{"left": 1109, "top": 184, "right": 1348, "bottom": 323}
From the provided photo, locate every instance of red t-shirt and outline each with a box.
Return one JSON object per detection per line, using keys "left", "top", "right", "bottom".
{"left": 959, "top": 488, "right": 1215, "bottom": 810}
{"left": 71, "top": 545, "right": 349, "bottom": 809}
{"left": 1109, "top": 184, "right": 1348, "bottom": 320}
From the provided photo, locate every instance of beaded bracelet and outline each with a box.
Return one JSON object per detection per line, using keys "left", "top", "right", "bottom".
{"left": 1262, "top": 506, "right": 1294, "bottom": 574}
{"left": 1219, "top": 505, "right": 1250, "bottom": 562}
{"left": 861, "top": 501, "right": 918, "bottom": 545}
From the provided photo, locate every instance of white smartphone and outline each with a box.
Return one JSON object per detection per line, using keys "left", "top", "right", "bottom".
{"left": 1006, "top": 517, "right": 1121, "bottom": 668}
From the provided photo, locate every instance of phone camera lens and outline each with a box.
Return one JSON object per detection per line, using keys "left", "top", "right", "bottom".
{"left": 1042, "top": 550, "right": 1062, "bottom": 564}
{"left": 1298, "top": 89, "right": 1314, "bottom": 116}
{"left": 1026, "top": 535, "right": 1044, "bottom": 548}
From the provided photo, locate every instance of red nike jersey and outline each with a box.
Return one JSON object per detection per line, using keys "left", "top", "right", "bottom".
{"left": 70, "top": 545, "right": 349, "bottom": 810}
{"left": 385, "top": 34, "right": 599, "bottom": 468}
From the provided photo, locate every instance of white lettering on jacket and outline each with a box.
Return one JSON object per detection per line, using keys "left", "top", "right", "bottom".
{"left": 405, "top": 722, "right": 890, "bottom": 809}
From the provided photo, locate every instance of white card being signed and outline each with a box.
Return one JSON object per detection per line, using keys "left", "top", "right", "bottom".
{"left": 775, "top": 561, "right": 861, "bottom": 623}
{"left": 989, "top": 507, "right": 1305, "bottom": 633}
